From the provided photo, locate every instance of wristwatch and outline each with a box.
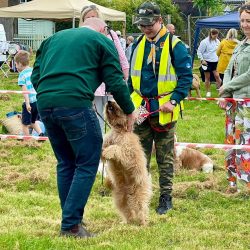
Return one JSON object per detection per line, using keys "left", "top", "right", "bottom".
{"left": 170, "top": 100, "right": 177, "bottom": 106}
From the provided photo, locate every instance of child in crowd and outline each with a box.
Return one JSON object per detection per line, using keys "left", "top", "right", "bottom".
{"left": 14, "top": 50, "right": 43, "bottom": 136}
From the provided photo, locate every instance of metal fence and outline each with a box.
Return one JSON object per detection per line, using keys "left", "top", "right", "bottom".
{"left": 178, "top": 16, "right": 231, "bottom": 54}
{"left": 13, "top": 34, "right": 50, "bottom": 51}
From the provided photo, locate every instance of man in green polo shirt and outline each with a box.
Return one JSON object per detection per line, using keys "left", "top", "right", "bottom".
{"left": 32, "top": 18, "right": 136, "bottom": 238}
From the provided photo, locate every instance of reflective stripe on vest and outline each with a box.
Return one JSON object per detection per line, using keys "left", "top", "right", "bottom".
{"left": 130, "top": 34, "right": 184, "bottom": 125}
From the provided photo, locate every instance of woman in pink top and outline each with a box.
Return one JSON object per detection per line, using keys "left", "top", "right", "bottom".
{"left": 80, "top": 5, "right": 129, "bottom": 81}
{"left": 80, "top": 5, "right": 129, "bottom": 134}
{"left": 95, "top": 29, "right": 129, "bottom": 96}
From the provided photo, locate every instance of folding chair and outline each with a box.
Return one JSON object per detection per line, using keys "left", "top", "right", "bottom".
{"left": 0, "top": 41, "right": 11, "bottom": 77}
{"left": 0, "top": 41, "right": 19, "bottom": 77}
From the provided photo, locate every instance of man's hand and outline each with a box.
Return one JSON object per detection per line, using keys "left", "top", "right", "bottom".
{"left": 127, "top": 111, "right": 137, "bottom": 132}
{"left": 201, "top": 60, "right": 207, "bottom": 66}
{"left": 159, "top": 101, "right": 175, "bottom": 113}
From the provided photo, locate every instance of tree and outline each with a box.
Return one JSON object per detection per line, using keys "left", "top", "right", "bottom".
{"left": 193, "top": 0, "right": 224, "bottom": 16}
{"left": 94, "top": 0, "right": 184, "bottom": 33}
{"left": 55, "top": 1, "right": 185, "bottom": 35}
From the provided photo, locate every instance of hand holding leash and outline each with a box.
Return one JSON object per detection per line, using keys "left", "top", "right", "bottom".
{"left": 159, "top": 101, "right": 175, "bottom": 113}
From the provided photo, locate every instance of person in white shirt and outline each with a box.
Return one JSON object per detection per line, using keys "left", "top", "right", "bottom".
{"left": 116, "top": 30, "right": 126, "bottom": 51}
{"left": 197, "top": 29, "right": 222, "bottom": 97}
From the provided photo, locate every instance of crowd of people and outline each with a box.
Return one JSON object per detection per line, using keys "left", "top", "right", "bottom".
{"left": 7, "top": 0, "right": 250, "bottom": 239}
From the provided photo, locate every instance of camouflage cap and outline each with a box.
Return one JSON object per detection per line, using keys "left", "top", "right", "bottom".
{"left": 134, "top": 1, "right": 161, "bottom": 26}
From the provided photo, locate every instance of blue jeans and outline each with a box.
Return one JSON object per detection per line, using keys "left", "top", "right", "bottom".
{"left": 39, "top": 107, "right": 103, "bottom": 230}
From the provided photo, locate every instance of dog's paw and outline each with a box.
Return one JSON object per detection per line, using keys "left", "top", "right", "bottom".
{"left": 102, "top": 145, "right": 117, "bottom": 160}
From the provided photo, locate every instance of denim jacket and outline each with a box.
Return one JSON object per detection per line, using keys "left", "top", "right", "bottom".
{"left": 221, "top": 39, "right": 250, "bottom": 98}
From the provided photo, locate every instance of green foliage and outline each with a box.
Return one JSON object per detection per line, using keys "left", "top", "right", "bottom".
{"left": 51, "top": 0, "right": 185, "bottom": 35}
{"left": 92, "top": 0, "right": 184, "bottom": 34}
{"left": 193, "top": 0, "right": 225, "bottom": 16}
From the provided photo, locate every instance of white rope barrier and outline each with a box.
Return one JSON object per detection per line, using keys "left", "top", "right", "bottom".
{"left": 0, "top": 134, "right": 48, "bottom": 141}
{"left": 1, "top": 134, "right": 249, "bottom": 150}
{"left": 0, "top": 90, "right": 36, "bottom": 94}
{"left": 1, "top": 89, "right": 250, "bottom": 148}
{"left": 186, "top": 97, "right": 250, "bottom": 102}
{"left": 175, "top": 142, "right": 250, "bottom": 151}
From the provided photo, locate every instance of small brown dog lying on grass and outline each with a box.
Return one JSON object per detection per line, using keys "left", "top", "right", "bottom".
{"left": 189, "top": 74, "right": 201, "bottom": 98}
{"left": 175, "top": 146, "right": 213, "bottom": 173}
{"left": 102, "top": 101, "right": 152, "bottom": 225}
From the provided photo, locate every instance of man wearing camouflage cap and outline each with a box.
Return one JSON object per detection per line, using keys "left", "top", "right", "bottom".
{"left": 128, "top": 1, "right": 193, "bottom": 215}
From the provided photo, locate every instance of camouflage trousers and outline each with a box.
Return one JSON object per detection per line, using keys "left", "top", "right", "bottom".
{"left": 225, "top": 101, "right": 250, "bottom": 189}
{"left": 134, "top": 116, "right": 176, "bottom": 196}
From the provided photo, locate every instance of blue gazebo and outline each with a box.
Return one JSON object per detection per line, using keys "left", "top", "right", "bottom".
{"left": 192, "top": 12, "right": 240, "bottom": 64}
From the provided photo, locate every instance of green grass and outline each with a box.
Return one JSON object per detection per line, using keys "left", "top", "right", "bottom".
{"left": 0, "top": 63, "right": 249, "bottom": 250}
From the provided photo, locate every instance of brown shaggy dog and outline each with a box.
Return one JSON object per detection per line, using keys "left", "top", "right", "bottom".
{"left": 175, "top": 146, "right": 213, "bottom": 173}
{"left": 189, "top": 74, "right": 201, "bottom": 98}
{"left": 102, "top": 101, "right": 152, "bottom": 225}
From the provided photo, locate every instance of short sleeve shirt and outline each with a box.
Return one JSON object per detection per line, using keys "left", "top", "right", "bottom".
{"left": 18, "top": 67, "right": 37, "bottom": 103}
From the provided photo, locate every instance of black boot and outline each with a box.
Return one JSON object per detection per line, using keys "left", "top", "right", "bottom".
{"left": 60, "top": 224, "right": 95, "bottom": 238}
{"left": 156, "top": 194, "right": 173, "bottom": 215}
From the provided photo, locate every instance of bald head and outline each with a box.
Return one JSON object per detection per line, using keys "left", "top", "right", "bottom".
{"left": 167, "top": 24, "right": 175, "bottom": 35}
{"left": 82, "top": 17, "right": 107, "bottom": 34}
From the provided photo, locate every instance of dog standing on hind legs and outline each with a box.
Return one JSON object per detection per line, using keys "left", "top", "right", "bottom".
{"left": 102, "top": 101, "right": 152, "bottom": 225}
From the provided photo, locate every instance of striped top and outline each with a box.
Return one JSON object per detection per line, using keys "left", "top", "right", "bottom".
{"left": 18, "top": 67, "right": 36, "bottom": 103}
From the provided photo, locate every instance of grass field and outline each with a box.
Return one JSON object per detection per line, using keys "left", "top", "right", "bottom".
{"left": 0, "top": 63, "right": 249, "bottom": 250}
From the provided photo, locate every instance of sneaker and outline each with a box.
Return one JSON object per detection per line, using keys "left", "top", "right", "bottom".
{"left": 60, "top": 224, "right": 95, "bottom": 238}
{"left": 156, "top": 195, "right": 173, "bottom": 215}
{"left": 206, "top": 92, "right": 211, "bottom": 97}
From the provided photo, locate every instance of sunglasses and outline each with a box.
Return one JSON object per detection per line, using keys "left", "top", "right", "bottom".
{"left": 139, "top": 21, "right": 157, "bottom": 29}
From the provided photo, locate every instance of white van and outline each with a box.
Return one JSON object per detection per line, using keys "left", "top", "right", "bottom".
{"left": 0, "top": 24, "right": 7, "bottom": 63}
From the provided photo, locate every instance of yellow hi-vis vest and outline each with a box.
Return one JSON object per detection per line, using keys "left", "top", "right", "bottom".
{"left": 130, "top": 34, "right": 183, "bottom": 125}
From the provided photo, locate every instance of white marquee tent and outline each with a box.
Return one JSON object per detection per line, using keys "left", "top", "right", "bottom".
{"left": 0, "top": 0, "right": 126, "bottom": 26}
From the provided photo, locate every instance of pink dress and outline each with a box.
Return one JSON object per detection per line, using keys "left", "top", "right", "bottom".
{"left": 95, "top": 29, "right": 129, "bottom": 96}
